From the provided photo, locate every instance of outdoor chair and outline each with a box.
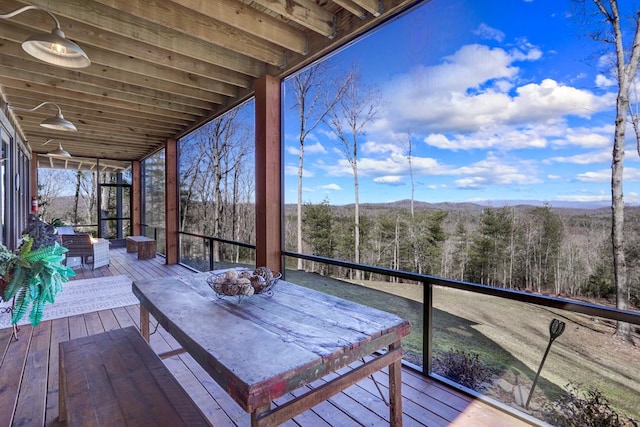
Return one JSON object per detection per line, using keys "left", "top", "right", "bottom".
{"left": 60, "top": 233, "right": 109, "bottom": 269}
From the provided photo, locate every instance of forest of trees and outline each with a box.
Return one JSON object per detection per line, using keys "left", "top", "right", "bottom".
{"left": 294, "top": 199, "right": 640, "bottom": 307}
{"left": 37, "top": 166, "right": 131, "bottom": 240}
{"left": 178, "top": 103, "right": 256, "bottom": 264}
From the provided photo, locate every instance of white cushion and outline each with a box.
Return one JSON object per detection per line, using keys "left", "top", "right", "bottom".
{"left": 56, "top": 226, "right": 76, "bottom": 235}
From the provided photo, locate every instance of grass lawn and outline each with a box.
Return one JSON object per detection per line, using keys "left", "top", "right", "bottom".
{"left": 286, "top": 269, "right": 640, "bottom": 422}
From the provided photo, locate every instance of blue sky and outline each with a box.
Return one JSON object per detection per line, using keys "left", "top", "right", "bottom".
{"left": 281, "top": 0, "right": 640, "bottom": 207}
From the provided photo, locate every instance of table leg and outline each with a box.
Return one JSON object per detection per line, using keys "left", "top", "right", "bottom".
{"left": 140, "top": 306, "right": 150, "bottom": 342}
{"left": 389, "top": 341, "right": 403, "bottom": 426}
{"left": 251, "top": 402, "right": 271, "bottom": 427}
{"left": 58, "top": 351, "right": 67, "bottom": 421}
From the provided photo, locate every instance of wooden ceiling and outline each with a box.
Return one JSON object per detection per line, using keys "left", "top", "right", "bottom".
{"left": 0, "top": 0, "right": 421, "bottom": 164}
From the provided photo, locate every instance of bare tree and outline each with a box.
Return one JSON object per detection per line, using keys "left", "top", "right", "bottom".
{"left": 325, "top": 65, "right": 381, "bottom": 279}
{"left": 36, "top": 169, "right": 68, "bottom": 221}
{"left": 400, "top": 132, "right": 422, "bottom": 272}
{"left": 291, "top": 62, "right": 346, "bottom": 270}
{"left": 180, "top": 106, "right": 253, "bottom": 262}
{"left": 580, "top": 0, "right": 640, "bottom": 342}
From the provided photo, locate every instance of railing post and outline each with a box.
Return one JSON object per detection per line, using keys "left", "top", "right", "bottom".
{"left": 423, "top": 279, "right": 433, "bottom": 374}
{"left": 208, "top": 237, "right": 214, "bottom": 271}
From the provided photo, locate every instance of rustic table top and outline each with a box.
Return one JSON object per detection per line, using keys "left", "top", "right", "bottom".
{"left": 132, "top": 271, "right": 411, "bottom": 412}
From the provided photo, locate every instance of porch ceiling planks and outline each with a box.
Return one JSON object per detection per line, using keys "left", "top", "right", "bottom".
{"left": 0, "top": 0, "right": 423, "bottom": 162}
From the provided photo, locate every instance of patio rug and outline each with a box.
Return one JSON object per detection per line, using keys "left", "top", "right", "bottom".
{"left": 0, "top": 275, "right": 137, "bottom": 329}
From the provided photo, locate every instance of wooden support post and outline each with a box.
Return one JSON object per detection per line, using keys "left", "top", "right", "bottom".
{"left": 165, "top": 138, "right": 179, "bottom": 264}
{"left": 132, "top": 161, "right": 141, "bottom": 236}
{"left": 30, "top": 152, "right": 38, "bottom": 202}
{"left": 254, "top": 75, "right": 283, "bottom": 273}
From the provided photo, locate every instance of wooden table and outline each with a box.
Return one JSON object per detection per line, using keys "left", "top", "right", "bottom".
{"left": 126, "top": 236, "right": 156, "bottom": 259}
{"left": 133, "top": 272, "right": 412, "bottom": 427}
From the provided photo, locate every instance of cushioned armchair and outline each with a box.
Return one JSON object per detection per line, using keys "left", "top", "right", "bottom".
{"left": 60, "top": 233, "right": 93, "bottom": 265}
{"left": 60, "top": 234, "right": 109, "bottom": 270}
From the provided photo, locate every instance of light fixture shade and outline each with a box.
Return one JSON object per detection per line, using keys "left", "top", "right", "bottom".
{"left": 47, "top": 142, "right": 71, "bottom": 158}
{"left": 9, "top": 102, "right": 78, "bottom": 131}
{"left": 40, "top": 111, "right": 77, "bottom": 131}
{"left": 1, "top": 5, "right": 91, "bottom": 68}
{"left": 22, "top": 28, "right": 91, "bottom": 69}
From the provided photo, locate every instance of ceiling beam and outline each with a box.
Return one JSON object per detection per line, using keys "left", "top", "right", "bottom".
{"left": 350, "top": 0, "right": 382, "bottom": 16}
{"left": 250, "top": 0, "right": 335, "bottom": 38}
{"left": 5, "top": 0, "right": 270, "bottom": 76}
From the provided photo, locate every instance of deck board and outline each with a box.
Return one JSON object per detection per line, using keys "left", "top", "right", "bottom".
{"left": 0, "top": 247, "right": 537, "bottom": 427}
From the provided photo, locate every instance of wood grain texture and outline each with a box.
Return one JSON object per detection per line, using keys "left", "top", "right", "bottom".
{"left": 1, "top": 248, "right": 535, "bottom": 427}
{"left": 0, "top": 324, "right": 34, "bottom": 426}
{"left": 58, "top": 326, "right": 210, "bottom": 426}
{"left": 11, "top": 323, "right": 50, "bottom": 426}
{"left": 133, "top": 272, "right": 411, "bottom": 424}
{"left": 126, "top": 236, "right": 157, "bottom": 259}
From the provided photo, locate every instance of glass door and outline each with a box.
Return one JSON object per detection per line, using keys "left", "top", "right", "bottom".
{"left": 98, "top": 176, "right": 132, "bottom": 239}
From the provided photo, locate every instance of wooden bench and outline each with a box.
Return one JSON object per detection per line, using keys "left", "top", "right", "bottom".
{"left": 126, "top": 236, "right": 157, "bottom": 259}
{"left": 58, "top": 326, "right": 211, "bottom": 426}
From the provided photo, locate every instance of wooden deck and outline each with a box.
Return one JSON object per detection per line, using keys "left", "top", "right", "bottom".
{"left": 0, "top": 247, "right": 537, "bottom": 427}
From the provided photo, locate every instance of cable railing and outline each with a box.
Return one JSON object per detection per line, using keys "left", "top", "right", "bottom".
{"left": 178, "top": 232, "right": 640, "bottom": 423}
{"left": 179, "top": 231, "right": 255, "bottom": 271}
{"left": 177, "top": 231, "right": 640, "bottom": 351}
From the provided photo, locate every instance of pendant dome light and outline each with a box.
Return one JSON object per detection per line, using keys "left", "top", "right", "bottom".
{"left": 43, "top": 139, "right": 72, "bottom": 158}
{"left": 9, "top": 102, "right": 78, "bottom": 131}
{"left": 0, "top": 5, "right": 90, "bottom": 68}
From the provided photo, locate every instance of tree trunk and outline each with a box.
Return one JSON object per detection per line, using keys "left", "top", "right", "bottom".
{"left": 297, "top": 143, "right": 304, "bottom": 270}
{"left": 612, "top": 96, "right": 630, "bottom": 340}
{"left": 354, "top": 162, "right": 361, "bottom": 280}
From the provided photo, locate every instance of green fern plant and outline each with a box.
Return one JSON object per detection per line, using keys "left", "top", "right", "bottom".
{"left": 2, "top": 236, "right": 75, "bottom": 326}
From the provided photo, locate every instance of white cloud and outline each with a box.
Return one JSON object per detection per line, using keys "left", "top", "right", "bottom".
{"left": 550, "top": 125, "right": 613, "bottom": 149}
{"left": 285, "top": 165, "right": 314, "bottom": 177}
{"left": 451, "top": 153, "right": 542, "bottom": 189}
{"left": 596, "top": 74, "right": 616, "bottom": 89}
{"left": 424, "top": 125, "right": 548, "bottom": 151}
{"left": 627, "top": 168, "right": 640, "bottom": 180}
{"left": 473, "top": 24, "right": 505, "bottom": 43}
{"left": 286, "top": 141, "right": 327, "bottom": 155}
{"left": 379, "top": 43, "right": 612, "bottom": 138}
{"left": 545, "top": 151, "right": 610, "bottom": 165}
{"left": 362, "top": 140, "right": 405, "bottom": 155}
{"left": 306, "top": 142, "right": 328, "bottom": 154}
{"left": 576, "top": 170, "right": 609, "bottom": 182}
{"left": 428, "top": 184, "right": 447, "bottom": 190}
{"left": 510, "top": 39, "right": 542, "bottom": 61}
{"left": 555, "top": 193, "right": 610, "bottom": 203}
{"left": 511, "top": 79, "right": 605, "bottom": 120}
{"left": 455, "top": 176, "right": 488, "bottom": 189}
{"left": 320, "top": 183, "right": 342, "bottom": 191}
{"left": 373, "top": 176, "right": 405, "bottom": 186}
{"left": 322, "top": 152, "right": 446, "bottom": 178}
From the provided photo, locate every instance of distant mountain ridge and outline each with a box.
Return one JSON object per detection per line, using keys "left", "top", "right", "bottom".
{"left": 323, "top": 199, "right": 617, "bottom": 211}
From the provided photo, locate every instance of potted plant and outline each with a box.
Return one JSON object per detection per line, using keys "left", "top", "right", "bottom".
{"left": 0, "top": 215, "right": 75, "bottom": 327}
